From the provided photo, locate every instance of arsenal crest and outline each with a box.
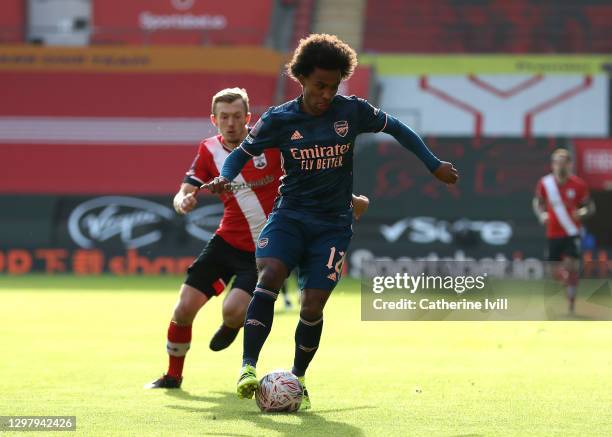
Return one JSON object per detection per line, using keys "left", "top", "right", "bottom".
{"left": 252, "top": 153, "right": 268, "bottom": 169}
{"left": 334, "top": 120, "right": 349, "bottom": 137}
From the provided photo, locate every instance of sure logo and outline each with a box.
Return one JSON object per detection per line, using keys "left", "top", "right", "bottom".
{"left": 379, "top": 217, "right": 513, "bottom": 246}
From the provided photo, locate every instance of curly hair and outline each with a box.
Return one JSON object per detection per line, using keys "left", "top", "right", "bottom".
{"left": 286, "top": 34, "right": 358, "bottom": 81}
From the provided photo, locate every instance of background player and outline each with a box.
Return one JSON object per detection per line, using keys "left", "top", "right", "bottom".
{"left": 204, "top": 34, "right": 459, "bottom": 409}
{"left": 533, "top": 148, "right": 595, "bottom": 313}
{"left": 146, "top": 87, "right": 370, "bottom": 389}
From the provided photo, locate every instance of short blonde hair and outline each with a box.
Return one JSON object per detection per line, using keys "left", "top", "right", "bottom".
{"left": 211, "top": 87, "right": 249, "bottom": 116}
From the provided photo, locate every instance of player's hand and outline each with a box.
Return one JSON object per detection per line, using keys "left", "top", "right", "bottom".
{"left": 572, "top": 209, "right": 590, "bottom": 222}
{"left": 433, "top": 161, "right": 459, "bottom": 185}
{"left": 201, "top": 176, "right": 231, "bottom": 194}
{"left": 177, "top": 192, "right": 198, "bottom": 214}
{"left": 352, "top": 195, "right": 369, "bottom": 221}
{"left": 539, "top": 211, "right": 549, "bottom": 225}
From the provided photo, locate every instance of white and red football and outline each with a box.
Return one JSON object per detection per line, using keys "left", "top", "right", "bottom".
{"left": 255, "top": 370, "right": 303, "bottom": 413}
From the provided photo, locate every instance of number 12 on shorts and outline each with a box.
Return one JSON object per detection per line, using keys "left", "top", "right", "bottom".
{"left": 325, "top": 246, "right": 346, "bottom": 279}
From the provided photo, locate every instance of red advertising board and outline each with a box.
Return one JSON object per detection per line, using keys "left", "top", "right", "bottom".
{"left": 574, "top": 139, "right": 612, "bottom": 191}
{"left": 92, "top": 0, "right": 273, "bottom": 45}
{"left": 0, "top": 248, "right": 196, "bottom": 276}
{"left": 0, "top": 46, "right": 282, "bottom": 116}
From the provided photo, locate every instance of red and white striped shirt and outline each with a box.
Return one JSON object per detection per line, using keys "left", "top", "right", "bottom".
{"left": 535, "top": 174, "right": 590, "bottom": 239}
{"left": 185, "top": 134, "right": 282, "bottom": 251}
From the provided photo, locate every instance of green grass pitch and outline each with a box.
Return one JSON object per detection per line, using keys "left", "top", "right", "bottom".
{"left": 1, "top": 275, "right": 611, "bottom": 436}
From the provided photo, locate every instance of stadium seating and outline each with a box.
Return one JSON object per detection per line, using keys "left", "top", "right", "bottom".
{"left": 0, "top": 72, "right": 276, "bottom": 118}
{"left": 0, "top": 0, "right": 24, "bottom": 43}
{"left": 290, "top": 0, "right": 316, "bottom": 48}
{"left": 2, "top": 0, "right": 275, "bottom": 46}
{"left": 363, "top": 0, "right": 612, "bottom": 53}
{"left": 0, "top": 46, "right": 280, "bottom": 195}
{"left": 91, "top": 1, "right": 274, "bottom": 46}
{"left": 0, "top": 68, "right": 263, "bottom": 194}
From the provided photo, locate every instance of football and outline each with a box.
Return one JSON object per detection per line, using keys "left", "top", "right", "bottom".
{"left": 255, "top": 371, "right": 303, "bottom": 413}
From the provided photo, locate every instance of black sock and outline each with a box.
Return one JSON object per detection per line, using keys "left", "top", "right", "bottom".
{"left": 242, "top": 284, "right": 277, "bottom": 367}
{"left": 292, "top": 315, "right": 323, "bottom": 377}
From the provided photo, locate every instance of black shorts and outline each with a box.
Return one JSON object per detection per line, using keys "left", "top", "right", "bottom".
{"left": 184, "top": 234, "right": 257, "bottom": 298}
{"left": 547, "top": 236, "right": 581, "bottom": 261}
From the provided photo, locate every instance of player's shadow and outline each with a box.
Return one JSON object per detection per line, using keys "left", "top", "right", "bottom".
{"left": 164, "top": 389, "right": 369, "bottom": 436}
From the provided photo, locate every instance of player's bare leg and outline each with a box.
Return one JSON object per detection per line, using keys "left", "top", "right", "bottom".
{"left": 145, "top": 284, "right": 208, "bottom": 389}
{"left": 291, "top": 288, "right": 331, "bottom": 410}
{"left": 564, "top": 257, "right": 580, "bottom": 314}
{"left": 209, "top": 288, "right": 250, "bottom": 351}
{"left": 237, "top": 258, "right": 288, "bottom": 399}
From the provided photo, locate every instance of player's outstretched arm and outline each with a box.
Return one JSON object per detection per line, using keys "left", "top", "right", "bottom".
{"left": 201, "top": 147, "right": 252, "bottom": 193}
{"left": 202, "top": 176, "right": 230, "bottom": 194}
{"left": 383, "top": 115, "right": 458, "bottom": 184}
{"left": 173, "top": 183, "right": 199, "bottom": 215}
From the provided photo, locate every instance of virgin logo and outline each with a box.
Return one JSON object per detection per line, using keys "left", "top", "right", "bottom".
{"left": 68, "top": 196, "right": 174, "bottom": 249}
{"left": 171, "top": 0, "right": 195, "bottom": 11}
{"left": 184, "top": 203, "right": 224, "bottom": 241}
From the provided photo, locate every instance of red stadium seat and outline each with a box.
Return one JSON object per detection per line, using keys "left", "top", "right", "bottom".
{"left": 90, "top": 0, "right": 274, "bottom": 47}
{"left": 363, "top": 0, "right": 612, "bottom": 53}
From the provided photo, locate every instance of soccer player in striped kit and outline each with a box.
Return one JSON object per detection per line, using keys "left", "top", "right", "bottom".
{"left": 146, "top": 88, "right": 369, "bottom": 389}
{"left": 533, "top": 148, "right": 595, "bottom": 314}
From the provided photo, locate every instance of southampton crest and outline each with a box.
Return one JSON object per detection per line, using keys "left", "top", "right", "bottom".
{"left": 252, "top": 153, "right": 268, "bottom": 169}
